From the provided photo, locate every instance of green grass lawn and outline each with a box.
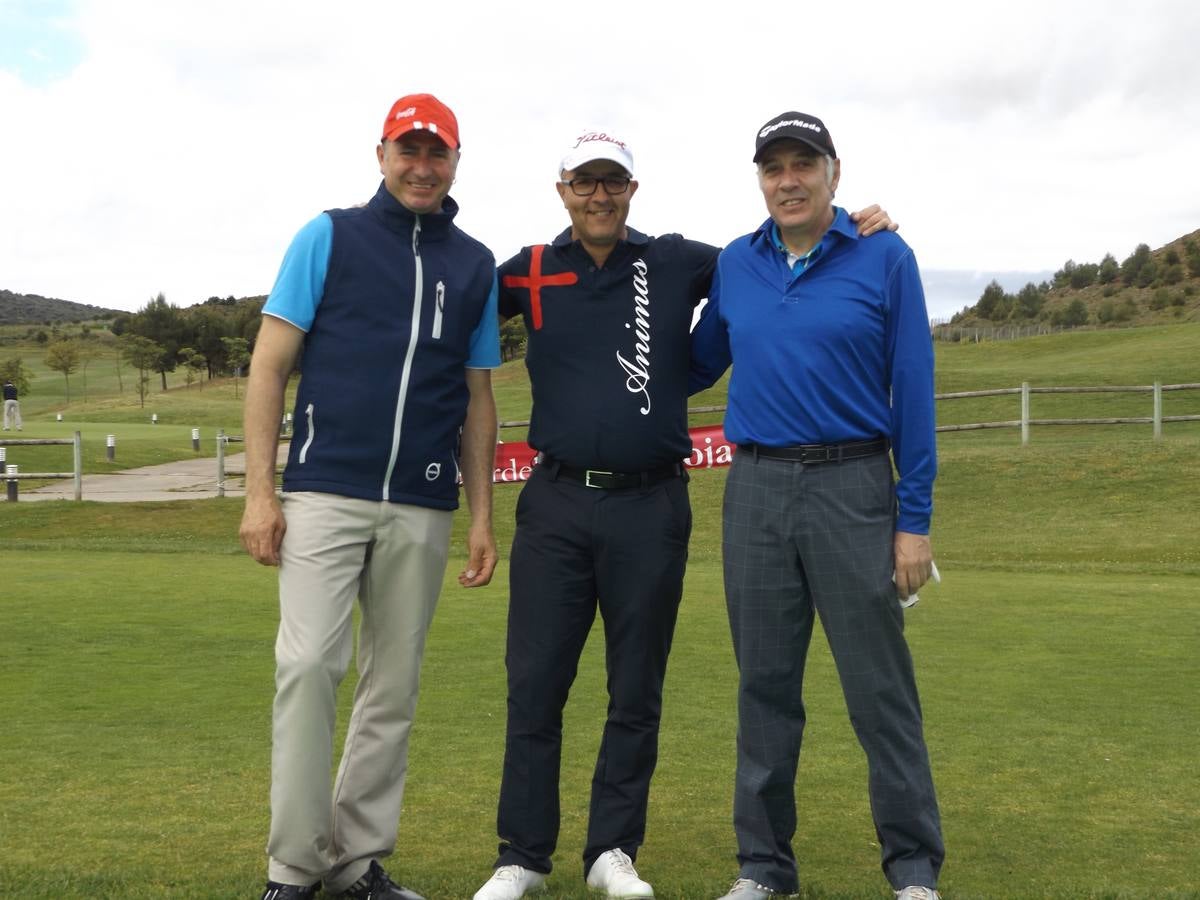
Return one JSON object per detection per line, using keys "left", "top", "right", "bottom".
{"left": 1, "top": 324, "right": 1198, "bottom": 898}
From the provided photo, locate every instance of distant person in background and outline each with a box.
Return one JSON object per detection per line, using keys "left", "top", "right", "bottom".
{"left": 471, "top": 129, "right": 894, "bottom": 900}
{"left": 2, "top": 379, "right": 20, "bottom": 431}
{"left": 689, "top": 111, "right": 943, "bottom": 900}
{"left": 239, "top": 93, "right": 500, "bottom": 900}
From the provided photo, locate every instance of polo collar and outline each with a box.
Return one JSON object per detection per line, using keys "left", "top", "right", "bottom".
{"left": 750, "top": 206, "right": 857, "bottom": 252}
{"left": 551, "top": 225, "right": 651, "bottom": 250}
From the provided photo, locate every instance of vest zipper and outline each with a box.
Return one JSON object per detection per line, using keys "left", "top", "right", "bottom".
{"left": 381, "top": 217, "right": 425, "bottom": 500}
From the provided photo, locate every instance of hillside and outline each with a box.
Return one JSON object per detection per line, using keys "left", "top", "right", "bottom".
{"left": 942, "top": 228, "right": 1200, "bottom": 332}
{"left": 0, "top": 289, "right": 123, "bottom": 325}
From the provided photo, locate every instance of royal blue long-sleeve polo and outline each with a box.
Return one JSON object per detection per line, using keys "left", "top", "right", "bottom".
{"left": 689, "top": 208, "right": 936, "bottom": 533}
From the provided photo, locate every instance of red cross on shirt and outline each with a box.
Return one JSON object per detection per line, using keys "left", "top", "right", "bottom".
{"left": 501, "top": 244, "right": 578, "bottom": 330}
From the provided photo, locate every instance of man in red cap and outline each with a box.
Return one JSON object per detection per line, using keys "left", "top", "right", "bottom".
{"left": 241, "top": 92, "right": 501, "bottom": 900}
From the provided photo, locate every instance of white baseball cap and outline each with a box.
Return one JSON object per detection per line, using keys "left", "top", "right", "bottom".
{"left": 559, "top": 129, "right": 635, "bottom": 177}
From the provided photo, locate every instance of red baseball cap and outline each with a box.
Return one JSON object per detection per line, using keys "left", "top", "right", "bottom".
{"left": 381, "top": 93, "right": 460, "bottom": 149}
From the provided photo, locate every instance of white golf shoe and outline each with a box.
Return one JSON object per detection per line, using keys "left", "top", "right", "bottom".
{"left": 586, "top": 849, "right": 654, "bottom": 898}
{"left": 472, "top": 865, "right": 546, "bottom": 900}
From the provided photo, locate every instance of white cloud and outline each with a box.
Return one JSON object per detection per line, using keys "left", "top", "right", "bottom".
{"left": 1, "top": 0, "right": 1197, "bottom": 319}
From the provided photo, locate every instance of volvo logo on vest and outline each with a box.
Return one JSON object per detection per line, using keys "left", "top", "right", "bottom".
{"left": 616, "top": 258, "right": 652, "bottom": 415}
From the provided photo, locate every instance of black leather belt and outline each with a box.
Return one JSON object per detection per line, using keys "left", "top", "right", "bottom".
{"left": 543, "top": 457, "right": 684, "bottom": 490}
{"left": 737, "top": 437, "right": 889, "bottom": 465}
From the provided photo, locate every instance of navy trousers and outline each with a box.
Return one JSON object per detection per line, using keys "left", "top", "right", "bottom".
{"left": 723, "top": 451, "right": 944, "bottom": 893}
{"left": 494, "top": 465, "right": 691, "bottom": 876}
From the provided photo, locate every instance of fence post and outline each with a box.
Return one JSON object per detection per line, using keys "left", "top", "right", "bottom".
{"left": 1153, "top": 381, "right": 1162, "bottom": 440}
{"left": 73, "top": 431, "right": 82, "bottom": 501}
{"left": 1021, "top": 382, "right": 1031, "bottom": 445}
{"left": 217, "top": 429, "right": 226, "bottom": 497}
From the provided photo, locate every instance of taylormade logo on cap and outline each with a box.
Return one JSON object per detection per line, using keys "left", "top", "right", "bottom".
{"left": 759, "top": 118, "right": 823, "bottom": 139}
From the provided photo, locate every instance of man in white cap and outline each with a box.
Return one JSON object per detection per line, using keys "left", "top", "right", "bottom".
{"left": 473, "top": 130, "right": 894, "bottom": 900}
{"left": 241, "top": 92, "right": 500, "bottom": 900}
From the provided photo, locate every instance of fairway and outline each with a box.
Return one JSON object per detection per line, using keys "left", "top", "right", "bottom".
{"left": 2, "top": 325, "right": 1199, "bottom": 898}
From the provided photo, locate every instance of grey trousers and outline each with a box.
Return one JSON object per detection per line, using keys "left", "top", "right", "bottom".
{"left": 266, "top": 492, "right": 453, "bottom": 892}
{"left": 722, "top": 451, "right": 943, "bottom": 893}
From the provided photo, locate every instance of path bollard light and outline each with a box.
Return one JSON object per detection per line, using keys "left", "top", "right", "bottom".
{"left": 5, "top": 464, "right": 17, "bottom": 502}
{"left": 151, "top": 413, "right": 158, "bottom": 424}
{"left": 57, "top": 413, "right": 63, "bottom": 421}
{"left": 192, "top": 428, "right": 201, "bottom": 451}
{"left": 0, "top": 447, "right": 5, "bottom": 464}
{"left": 106, "top": 434, "right": 116, "bottom": 462}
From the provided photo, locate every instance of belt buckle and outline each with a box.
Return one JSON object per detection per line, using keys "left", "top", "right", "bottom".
{"left": 802, "top": 445, "right": 831, "bottom": 465}
{"left": 584, "top": 469, "right": 613, "bottom": 489}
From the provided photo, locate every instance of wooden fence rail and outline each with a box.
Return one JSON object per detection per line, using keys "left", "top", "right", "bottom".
{"left": 0, "top": 432, "right": 83, "bottom": 501}
{"left": 938, "top": 381, "right": 1200, "bottom": 444}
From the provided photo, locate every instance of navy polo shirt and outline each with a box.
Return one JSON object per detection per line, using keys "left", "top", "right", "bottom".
{"left": 499, "top": 226, "right": 718, "bottom": 472}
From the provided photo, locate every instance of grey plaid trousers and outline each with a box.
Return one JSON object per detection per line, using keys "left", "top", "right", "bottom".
{"left": 722, "top": 450, "right": 944, "bottom": 892}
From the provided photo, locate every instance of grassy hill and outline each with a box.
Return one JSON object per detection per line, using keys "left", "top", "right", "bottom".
{"left": 945, "top": 228, "right": 1200, "bottom": 331}
{"left": 0, "top": 288, "right": 122, "bottom": 325}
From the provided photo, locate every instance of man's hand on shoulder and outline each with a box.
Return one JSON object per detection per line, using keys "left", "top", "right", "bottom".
{"left": 849, "top": 204, "right": 898, "bottom": 237}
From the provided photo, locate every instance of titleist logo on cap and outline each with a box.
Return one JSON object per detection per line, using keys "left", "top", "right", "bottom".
{"left": 573, "top": 131, "right": 627, "bottom": 150}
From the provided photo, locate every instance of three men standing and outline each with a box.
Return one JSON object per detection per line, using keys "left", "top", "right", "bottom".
{"left": 240, "top": 99, "right": 940, "bottom": 900}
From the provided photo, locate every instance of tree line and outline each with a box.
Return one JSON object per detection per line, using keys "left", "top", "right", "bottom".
{"left": 2, "top": 291, "right": 533, "bottom": 408}
{"left": 956, "top": 237, "right": 1200, "bottom": 327}
{"left": 1, "top": 293, "right": 263, "bottom": 409}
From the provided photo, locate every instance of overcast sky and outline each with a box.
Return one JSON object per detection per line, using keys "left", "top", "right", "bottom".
{"left": 2, "top": 0, "right": 1198, "bottom": 321}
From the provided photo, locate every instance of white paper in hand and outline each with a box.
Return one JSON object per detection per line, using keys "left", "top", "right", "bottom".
{"left": 898, "top": 560, "right": 941, "bottom": 609}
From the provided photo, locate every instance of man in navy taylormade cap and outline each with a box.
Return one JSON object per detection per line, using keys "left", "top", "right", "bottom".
{"left": 691, "top": 111, "right": 944, "bottom": 900}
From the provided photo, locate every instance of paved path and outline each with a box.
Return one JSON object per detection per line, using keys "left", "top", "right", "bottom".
{"left": 15, "top": 445, "right": 289, "bottom": 503}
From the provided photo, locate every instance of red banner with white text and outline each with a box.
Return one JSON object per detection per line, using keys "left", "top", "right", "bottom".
{"left": 491, "top": 424, "right": 734, "bottom": 484}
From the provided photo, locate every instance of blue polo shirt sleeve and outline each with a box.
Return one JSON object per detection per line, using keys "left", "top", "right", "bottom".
{"left": 262, "top": 213, "right": 333, "bottom": 332}
{"left": 886, "top": 248, "right": 937, "bottom": 534}
{"left": 688, "top": 263, "right": 732, "bottom": 394}
{"left": 466, "top": 273, "right": 501, "bottom": 368}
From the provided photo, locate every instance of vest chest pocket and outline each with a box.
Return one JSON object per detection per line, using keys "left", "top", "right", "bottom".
{"left": 431, "top": 280, "right": 445, "bottom": 339}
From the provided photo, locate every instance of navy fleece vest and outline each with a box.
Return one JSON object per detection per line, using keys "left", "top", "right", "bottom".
{"left": 282, "top": 184, "right": 495, "bottom": 509}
